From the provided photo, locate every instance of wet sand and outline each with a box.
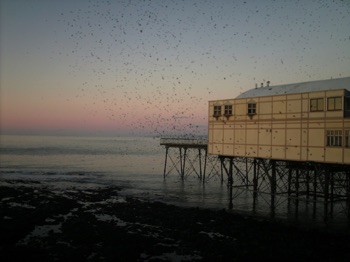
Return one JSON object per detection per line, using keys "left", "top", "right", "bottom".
{"left": 1, "top": 179, "right": 350, "bottom": 261}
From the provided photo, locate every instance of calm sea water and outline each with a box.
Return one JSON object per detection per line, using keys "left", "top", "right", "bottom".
{"left": 1, "top": 135, "right": 349, "bottom": 232}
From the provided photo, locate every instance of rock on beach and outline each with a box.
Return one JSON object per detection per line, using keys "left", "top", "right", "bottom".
{"left": 1, "top": 180, "right": 350, "bottom": 261}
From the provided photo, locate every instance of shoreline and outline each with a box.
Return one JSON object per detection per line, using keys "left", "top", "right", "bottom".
{"left": 1, "top": 179, "right": 350, "bottom": 261}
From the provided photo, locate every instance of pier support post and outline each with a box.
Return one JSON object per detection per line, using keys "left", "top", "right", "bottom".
{"left": 313, "top": 166, "right": 318, "bottom": 202}
{"left": 295, "top": 169, "right": 300, "bottom": 203}
{"left": 163, "top": 147, "right": 169, "bottom": 179}
{"left": 219, "top": 156, "right": 224, "bottom": 183}
{"left": 198, "top": 149, "right": 202, "bottom": 180}
{"left": 252, "top": 159, "right": 258, "bottom": 210}
{"left": 179, "top": 148, "right": 187, "bottom": 179}
{"left": 346, "top": 171, "right": 350, "bottom": 219}
{"left": 228, "top": 157, "right": 233, "bottom": 209}
{"left": 203, "top": 149, "right": 207, "bottom": 184}
{"left": 179, "top": 148, "right": 183, "bottom": 179}
{"left": 306, "top": 170, "right": 310, "bottom": 200}
{"left": 253, "top": 159, "right": 258, "bottom": 200}
{"left": 287, "top": 167, "right": 292, "bottom": 207}
{"left": 270, "top": 160, "right": 276, "bottom": 215}
{"left": 330, "top": 171, "right": 334, "bottom": 214}
{"left": 324, "top": 168, "right": 330, "bottom": 219}
{"left": 245, "top": 158, "right": 249, "bottom": 189}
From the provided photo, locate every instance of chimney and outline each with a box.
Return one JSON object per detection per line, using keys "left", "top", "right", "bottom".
{"left": 255, "top": 83, "right": 258, "bottom": 89}
{"left": 267, "top": 81, "right": 270, "bottom": 87}
{"left": 261, "top": 83, "right": 263, "bottom": 88}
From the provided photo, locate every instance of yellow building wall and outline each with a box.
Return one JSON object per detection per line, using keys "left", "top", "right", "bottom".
{"left": 208, "top": 89, "right": 350, "bottom": 165}
{"left": 344, "top": 149, "right": 350, "bottom": 163}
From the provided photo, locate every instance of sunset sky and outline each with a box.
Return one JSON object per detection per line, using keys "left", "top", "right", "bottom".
{"left": 1, "top": 0, "right": 349, "bottom": 136}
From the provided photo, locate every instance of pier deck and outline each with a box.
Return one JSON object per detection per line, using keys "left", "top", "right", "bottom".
{"left": 160, "top": 138, "right": 208, "bottom": 149}
{"left": 160, "top": 137, "right": 216, "bottom": 182}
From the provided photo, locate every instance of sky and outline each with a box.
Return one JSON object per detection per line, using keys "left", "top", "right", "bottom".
{"left": 1, "top": 0, "right": 350, "bottom": 137}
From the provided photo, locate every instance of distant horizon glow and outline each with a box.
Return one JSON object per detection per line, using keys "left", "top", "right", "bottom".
{"left": 1, "top": 0, "right": 350, "bottom": 137}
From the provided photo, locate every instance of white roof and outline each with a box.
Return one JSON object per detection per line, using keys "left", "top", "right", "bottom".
{"left": 236, "top": 77, "right": 350, "bottom": 99}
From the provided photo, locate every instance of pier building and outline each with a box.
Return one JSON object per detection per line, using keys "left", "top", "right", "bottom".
{"left": 207, "top": 77, "right": 350, "bottom": 214}
{"left": 208, "top": 77, "right": 350, "bottom": 164}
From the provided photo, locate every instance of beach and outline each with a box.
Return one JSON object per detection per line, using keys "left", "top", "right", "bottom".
{"left": 1, "top": 179, "right": 350, "bottom": 262}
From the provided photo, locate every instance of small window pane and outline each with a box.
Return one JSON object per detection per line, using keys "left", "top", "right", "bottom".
{"left": 318, "top": 99, "right": 324, "bottom": 110}
{"left": 310, "top": 99, "right": 317, "bottom": 111}
{"left": 335, "top": 97, "right": 342, "bottom": 110}
{"left": 328, "top": 98, "right": 335, "bottom": 110}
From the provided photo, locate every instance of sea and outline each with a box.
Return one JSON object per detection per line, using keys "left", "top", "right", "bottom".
{"left": 1, "top": 134, "right": 349, "bottom": 233}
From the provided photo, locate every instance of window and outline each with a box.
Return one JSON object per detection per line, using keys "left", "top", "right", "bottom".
{"left": 213, "top": 105, "right": 221, "bottom": 117}
{"left": 326, "top": 130, "right": 342, "bottom": 147}
{"left": 310, "top": 98, "right": 324, "bottom": 112}
{"left": 327, "top": 97, "right": 342, "bottom": 111}
{"left": 224, "top": 104, "right": 232, "bottom": 116}
{"left": 345, "top": 97, "right": 350, "bottom": 111}
{"left": 346, "top": 130, "right": 350, "bottom": 147}
{"left": 247, "top": 101, "right": 256, "bottom": 115}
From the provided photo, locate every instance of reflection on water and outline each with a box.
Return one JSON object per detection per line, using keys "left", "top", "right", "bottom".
{"left": 115, "top": 173, "right": 350, "bottom": 233}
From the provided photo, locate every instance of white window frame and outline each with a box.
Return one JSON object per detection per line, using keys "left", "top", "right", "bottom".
{"left": 247, "top": 102, "right": 256, "bottom": 115}
{"left": 213, "top": 105, "right": 221, "bottom": 117}
{"left": 326, "top": 130, "right": 343, "bottom": 147}
{"left": 224, "top": 104, "right": 233, "bottom": 116}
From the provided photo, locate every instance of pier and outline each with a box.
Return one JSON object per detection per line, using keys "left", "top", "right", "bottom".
{"left": 160, "top": 138, "right": 350, "bottom": 219}
{"left": 218, "top": 156, "right": 350, "bottom": 217}
{"left": 161, "top": 78, "right": 350, "bottom": 222}
{"left": 160, "top": 138, "right": 221, "bottom": 182}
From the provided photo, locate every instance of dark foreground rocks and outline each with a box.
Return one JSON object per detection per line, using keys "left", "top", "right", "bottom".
{"left": 1, "top": 181, "right": 350, "bottom": 261}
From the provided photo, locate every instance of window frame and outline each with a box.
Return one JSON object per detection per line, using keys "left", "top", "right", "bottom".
{"left": 345, "top": 97, "right": 350, "bottom": 111}
{"left": 224, "top": 104, "right": 233, "bottom": 116}
{"left": 327, "top": 97, "right": 342, "bottom": 111}
{"left": 213, "top": 105, "right": 221, "bottom": 117}
{"left": 247, "top": 101, "right": 257, "bottom": 115}
{"left": 345, "top": 130, "right": 350, "bottom": 148}
{"left": 310, "top": 98, "right": 324, "bottom": 112}
{"left": 326, "top": 130, "right": 343, "bottom": 147}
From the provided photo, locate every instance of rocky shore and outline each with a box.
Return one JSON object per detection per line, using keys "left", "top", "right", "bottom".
{"left": 1, "top": 179, "right": 350, "bottom": 261}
